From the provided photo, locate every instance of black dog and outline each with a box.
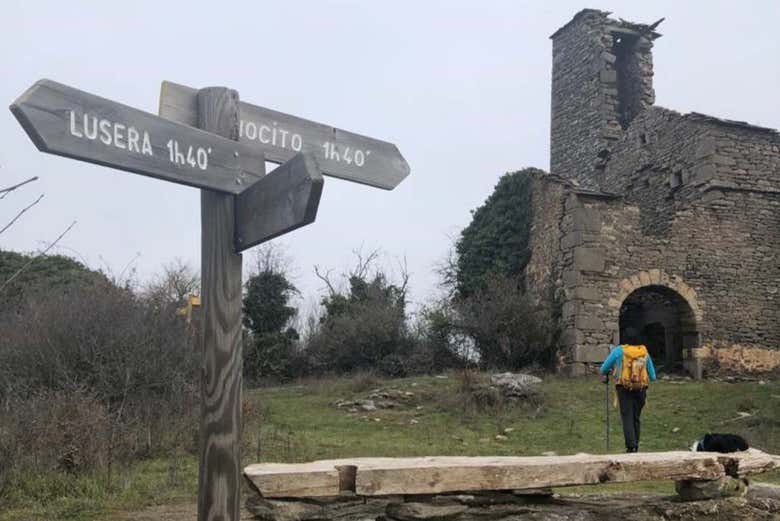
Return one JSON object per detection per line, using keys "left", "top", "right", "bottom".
{"left": 691, "top": 433, "right": 749, "bottom": 453}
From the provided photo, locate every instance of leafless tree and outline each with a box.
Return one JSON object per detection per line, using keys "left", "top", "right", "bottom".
{"left": 143, "top": 259, "right": 199, "bottom": 306}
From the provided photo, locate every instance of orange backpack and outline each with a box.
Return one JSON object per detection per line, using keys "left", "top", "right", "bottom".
{"left": 618, "top": 345, "right": 650, "bottom": 390}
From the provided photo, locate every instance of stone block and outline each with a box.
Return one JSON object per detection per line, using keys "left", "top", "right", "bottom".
{"left": 701, "top": 189, "right": 723, "bottom": 203}
{"left": 573, "top": 247, "right": 605, "bottom": 273}
{"left": 747, "top": 483, "right": 780, "bottom": 501}
{"left": 607, "top": 298, "right": 621, "bottom": 308}
{"left": 712, "top": 154, "right": 736, "bottom": 166}
{"left": 575, "top": 314, "right": 603, "bottom": 331}
{"left": 599, "top": 69, "right": 617, "bottom": 84}
{"left": 691, "top": 163, "right": 715, "bottom": 184}
{"left": 560, "top": 231, "right": 583, "bottom": 250}
{"left": 648, "top": 269, "right": 661, "bottom": 284}
{"left": 573, "top": 344, "right": 609, "bottom": 363}
{"left": 560, "top": 328, "right": 584, "bottom": 346}
{"left": 565, "top": 193, "right": 581, "bottom": 211}
{"left": 600, "top": 51, "right": 617, "bottom": 64}
{"left": 387, "top": 502, "right": 467, "bottom": 520}
{"left": 562, "top": 300, "right": 579, "bottom": 319}
{"left": 683, "top": 358, "right": 703, "bottom": 380}
{"left": 563, "top": 270, "right": 580, "bottom": 287}
{"left": 574, "top": 286, "right": 600, "bottom": 301}
{"left": 675, "top": 477, "right": 747, "bottom": 501}
{"left": 571, "top": 208, "right": 601, "bottom": 232}
{"left": 638, "top": 271, "right": 651, "bottom": 286}
{"left": 694, "top": 136, "right": 716, "bottom": 159}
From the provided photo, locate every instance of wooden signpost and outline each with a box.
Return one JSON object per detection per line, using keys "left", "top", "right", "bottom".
{"left": 9, "top": 79, "right": 409, "bottom": 521}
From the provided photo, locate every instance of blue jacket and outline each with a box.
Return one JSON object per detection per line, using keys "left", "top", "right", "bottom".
{"left": 599, "top": 345, "right": 657, "bottom": 381}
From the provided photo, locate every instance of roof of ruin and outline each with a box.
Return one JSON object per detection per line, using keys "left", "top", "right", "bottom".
{"left": 550, "top": 8, "right": 662, "bottom": 40}
{"left": 684, "top": 112, "right": 778, "bottom": 135}
{"left": 536, "top": 171, "right": 622, "bottom": 199}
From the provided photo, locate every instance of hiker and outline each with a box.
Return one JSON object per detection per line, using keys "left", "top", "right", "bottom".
{"left": 600, "top": 329, "right": 656, "bottom": 453}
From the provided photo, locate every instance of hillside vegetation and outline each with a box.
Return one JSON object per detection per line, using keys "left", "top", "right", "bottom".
{"left": 2, "top": 372, "right": 779, "bottom": 521}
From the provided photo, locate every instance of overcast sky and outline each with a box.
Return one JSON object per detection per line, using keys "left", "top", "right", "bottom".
{"left": 2, "top": 1, "right": 778, "bottom": 314}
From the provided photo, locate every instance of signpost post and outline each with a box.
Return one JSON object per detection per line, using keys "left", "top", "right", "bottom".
{"left": 10, "top": 78, "right": 409, "bottom": 521}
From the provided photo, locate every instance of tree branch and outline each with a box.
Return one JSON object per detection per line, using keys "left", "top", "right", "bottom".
{"left": 0, "top": 176, "right": 38, "bottom": 199}
{"left": 350, "top": 247, "right": 380, "bottom": 280}
{"left": 0, "top": 194, "right": 44, "bottom": 235}
{"left": 0, "top": 220, "right": 77, "bottom": 293}
{"left": 313, "top": 265, "right": 337, "bottom": 296}
{"left": 396, "top": 255, "right": 410, "bottom": 297}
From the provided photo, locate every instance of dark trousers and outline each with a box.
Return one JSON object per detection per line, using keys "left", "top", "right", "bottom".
{"left": 616, "top": 385, "right": 647, "bottom": 451}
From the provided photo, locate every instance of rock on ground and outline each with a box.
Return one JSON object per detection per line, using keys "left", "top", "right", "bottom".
{"left": 490, "top": 373, "right": 542, "bottom": 400}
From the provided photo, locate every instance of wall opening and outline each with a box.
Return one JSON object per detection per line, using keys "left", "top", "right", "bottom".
{"left": 619, "top": 285, "right": 698, "bottom": 371}
{"left": 612, "top": 31, "right": 643, "bottom": 129}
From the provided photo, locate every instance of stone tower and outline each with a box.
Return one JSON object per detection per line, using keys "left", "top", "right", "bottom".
{"left": 523, "top": 9, "right": 780, "bottom": 377}
{"left": 549, "top": 10, "right": 658, "bottom": 187}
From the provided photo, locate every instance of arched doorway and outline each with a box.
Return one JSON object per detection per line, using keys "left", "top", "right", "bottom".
{"left": 619, "top": 285, "right": 698, "bottom": 371}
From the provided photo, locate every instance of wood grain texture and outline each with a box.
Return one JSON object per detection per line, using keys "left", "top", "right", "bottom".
{"left": 10, "top": 79, "right": 264, "bottom": 194}
{"left": 159, "top": 81, "right": 409, "bottom": 190}
{"left": 196, "top": 87, "right": 248, "bottom": 521}
{"left": 235, "top": 152, "right": 323, "bottom": 252}
{"left": 243, "top": 449, "right": 780, "bottom": 498}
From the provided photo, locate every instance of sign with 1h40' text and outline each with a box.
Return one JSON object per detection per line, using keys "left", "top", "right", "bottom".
{"left": 11, "top": 79, "right": 265, "bottom": 194}
{"left": 159, "top": 81, "right": 409, "bottom": 190}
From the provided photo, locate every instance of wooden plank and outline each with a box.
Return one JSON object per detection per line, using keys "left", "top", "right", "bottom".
{"left": 234, "top": 152, "right": 323, "bottom": 252}
{"left": 242, "top": 461, "right": 346, "bottom": 498}
{"left": 159, "top": 81, "right": 410, "bottom": 190}
{"left": 243, "top": 450, "right": 780, "bottom": 498}
{"left": 354, "top": 453, "right": 723, "bottom": 496}
{"left": 10, "top": 79, "right": 264, "bottom": 194}
{"left": 196, "top": 87, "right": 248, "bottom": 521}
{"left": 716, "top": 448, "right": 780, "bottom": 477}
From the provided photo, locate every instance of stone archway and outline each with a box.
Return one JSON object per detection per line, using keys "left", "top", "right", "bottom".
{"left": 608, "top": 270, "right": 703, "bottom": 373}
{"left": 619, "top": 286, "right": 698, "bottom": 369}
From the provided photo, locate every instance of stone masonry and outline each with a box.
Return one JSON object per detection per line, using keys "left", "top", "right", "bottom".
{"left": 525, "top": 9, "right": 780, "bottom": 376}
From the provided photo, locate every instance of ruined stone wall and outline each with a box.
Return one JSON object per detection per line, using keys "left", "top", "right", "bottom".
{"left": 601, "top": 109, "right": 780, "bottom": 233}
{"left": 524, "top": 176, "right": 566, "bottom": 318}
{"left": 600, "top": 107, "right": 710, "bottom": 235}
{"left": 559, "top": 187, "right": 779, "bottom": 374}
{"left": 693, "top": 119, "right": 780, "bottom": 193}
{"left": 544, "top": 10, "right": 779, "bottom": 375}
{"left": 550, "top": 9, "right": 655, "bottom": 187}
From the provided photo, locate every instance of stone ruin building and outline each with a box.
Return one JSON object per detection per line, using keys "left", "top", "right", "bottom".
{"left": 524, "top": 9, "right": 780, "bottom": 377}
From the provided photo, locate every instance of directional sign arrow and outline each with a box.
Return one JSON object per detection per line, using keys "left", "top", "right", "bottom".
{"left": 235, "top": 152, "right": 324, "bottom": 252}
{"left": 10, "top": 79, "right": 265, "bottom": 194}
{"left": 159, "top": 81, "right": 409, "bottom": 190}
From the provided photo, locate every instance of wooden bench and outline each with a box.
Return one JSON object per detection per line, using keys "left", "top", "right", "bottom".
{"left": 244, "top": 449, "right": 780, "bottom": 498}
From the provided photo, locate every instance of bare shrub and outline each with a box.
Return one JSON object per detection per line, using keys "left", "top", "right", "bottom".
{"left": 346, "top": 371, "right": 381, "bottom": 394}
{"left": 0, "top": 261, "right": 200, "bottom": 494}
{"left": 456, "top": 273, "right": 556, "bottom": 370}
{"left": 307, "top": 250, "right": 414, "bottom": 376}
{"left": 4, "top": 389, "right": 109, "bottom": 473}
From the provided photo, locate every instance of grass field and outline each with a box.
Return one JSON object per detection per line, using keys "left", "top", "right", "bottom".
{"left": 2, "top": 372, "right": 779, "bottom": 520}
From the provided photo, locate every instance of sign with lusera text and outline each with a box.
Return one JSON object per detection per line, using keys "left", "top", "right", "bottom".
{"left": 11, "top": 79, "right": 265, "bottom": 194}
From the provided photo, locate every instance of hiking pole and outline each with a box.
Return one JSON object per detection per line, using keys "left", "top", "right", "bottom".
{"left": 605, "top": 344, "right": 613, "bottom": 453}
